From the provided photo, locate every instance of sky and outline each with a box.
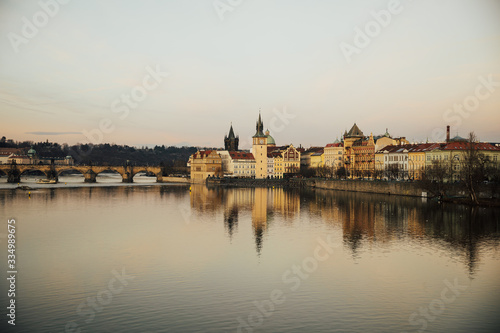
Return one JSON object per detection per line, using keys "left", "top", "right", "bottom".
{"left": 1, "top": 0, "right": 499, "bottom": 149}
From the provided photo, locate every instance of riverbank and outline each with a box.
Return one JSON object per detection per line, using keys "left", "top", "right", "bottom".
{"left": 306, "top": 179, "right": 428, "bottom": 197}
{"left": 205, "top": 178, "right": 500, "bottom": 206}
{"left": 205, "top": 178, "right": 302, "bottom": 188}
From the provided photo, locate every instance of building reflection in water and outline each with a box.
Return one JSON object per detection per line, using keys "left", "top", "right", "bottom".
{"left": 306, "top": 188, "right": 500, "bottom": 276}
{"left": 190, "top": 185, "right": 300, "bottom": 255}
{"left": 189, "top": 185, "right": 500, "bottom": 274}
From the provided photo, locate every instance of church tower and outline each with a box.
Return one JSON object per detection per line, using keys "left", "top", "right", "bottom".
{"left": 252, "top": 113, "right": 268, "bottom": 179}
{"left": 224, "top": 123, "right": 239, "bottom": 151}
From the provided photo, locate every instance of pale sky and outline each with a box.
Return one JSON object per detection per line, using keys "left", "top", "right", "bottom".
{"left": 1, "top": 0, "right": 499, "bottom": 149}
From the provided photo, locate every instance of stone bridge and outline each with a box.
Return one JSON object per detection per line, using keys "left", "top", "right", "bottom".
{"left": 0, "top": 164, "right": 165, "bottom": 183}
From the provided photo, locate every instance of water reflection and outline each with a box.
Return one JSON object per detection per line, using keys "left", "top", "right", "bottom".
{"left": 189, "top": 185, "right": 500, "bottom": 275}
{"left": 190, "top": 185, "right": 301, "bottom": 255}
{"left": 304, "top": 188, "right": 500, "bottom": 276}
{"left": 1, "top": 184, "right": 499, "bottom": 332}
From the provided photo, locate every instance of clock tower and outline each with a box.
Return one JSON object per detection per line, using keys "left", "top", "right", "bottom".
{"left": 252, "top": 113, "right": 268, "bottom": 179}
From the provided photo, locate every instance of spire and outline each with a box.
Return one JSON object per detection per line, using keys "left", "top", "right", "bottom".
{"left": 253, "top": 111, "right": 265, "bottom": 137}
{"left": 228, "top": 123, "right": 235, "bottom": 139}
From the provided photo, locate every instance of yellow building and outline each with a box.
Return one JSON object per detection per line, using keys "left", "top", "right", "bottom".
{"left": 190, "top": 150, "right": 223, "bottom": 182}
{"left": 310, "top": 150, "right": 324, "bottom": 168}
{"left": 425, "top": 141, "right": 500, "bottom": 182}
{"left": 407, "top": 143, "right": 438, "bottom": 180}
{"left": 269, "top": 145, "right": 301, "bottom": 179}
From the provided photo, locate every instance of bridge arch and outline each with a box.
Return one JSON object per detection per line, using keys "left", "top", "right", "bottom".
{"left": 57, "top": 167, "right": 86, "bottom": 176}
{"left": 95, "top": 168, "right": 127, "bottom": 182}
{"left": 19, "top": 167, "right": 50, "bottom": 178}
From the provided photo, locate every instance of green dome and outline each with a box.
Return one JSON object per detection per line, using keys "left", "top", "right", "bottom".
{"left": 265, "top": 129, "right": 275, "bottom": 145}
{"left": 27, "top": 147, "right": 36, "bottom": 157}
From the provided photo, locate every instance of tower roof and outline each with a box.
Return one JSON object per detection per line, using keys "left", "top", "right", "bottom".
{"left": 253, "top": 112, "right": 266, "bottom": 137}
{"left": 346, "top": 123, "right": 364, "bottom": 138}
{"left": 265, "top": 129, "right": 275, "bottom": 145}
{"left": 227, "top": 123, "right": 236, "bottom": 139}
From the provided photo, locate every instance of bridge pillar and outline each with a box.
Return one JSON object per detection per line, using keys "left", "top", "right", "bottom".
{"left": 156, "top": 173, "right": 163, "bottom": 182}
{"left": 47, "top": 168, "right": 59, "bottom": 183}
{"left": 122, "top": 172, "right": 133, "bottom": 183}
{"left": 84, "top": 170, "right": 97, "bottom": 183}
{"left": 7, "top": 169, "right": 21, "bottom": 183}
{"left": 122, "top": 165, "right": 133, "bottom": 183}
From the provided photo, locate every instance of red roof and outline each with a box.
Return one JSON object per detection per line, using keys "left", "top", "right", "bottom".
{"left": 442, "top": 142, "right": 499, "bottom": 151}
{"left": 229, "top": 151, "right": 255, "bottom": 160}
{"left": 194, "top": 150, "right": 214, "bottom": 158}
{"left": 325, "top": 143, "right": 343, "bottom": 148}
{"left": 267, "top": 151, "right": 282, "bottom": 158}
{"left": 0, "top": 148, "right": 22, "bottom": 156}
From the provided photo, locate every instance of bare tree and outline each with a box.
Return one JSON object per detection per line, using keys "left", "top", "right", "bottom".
{"left": 387, "top": 164, "right": 400, "bottom": 180}
{"left": 460, "top": 132, "right": 485, "bottom": 204}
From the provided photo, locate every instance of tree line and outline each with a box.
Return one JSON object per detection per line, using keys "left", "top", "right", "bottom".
{"left": 1, "top": 136, "right": 203, "bottom": 175}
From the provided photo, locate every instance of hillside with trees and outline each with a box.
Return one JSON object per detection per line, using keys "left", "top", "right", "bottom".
{"left": 0, "top": 136, "right": 206, "bottom": 174}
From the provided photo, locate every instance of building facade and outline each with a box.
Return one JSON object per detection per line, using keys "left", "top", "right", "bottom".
{"left": 252, "top": 114, "right": 268, "bottom": 179}
{"left": 324, "top": 142, "right": 343, "bottom": 169}
{"left": 190, "top": 150, "right": 223, "bottom": 181}
{"left": 230, "top": 151, "right": 256, "bottom": 178}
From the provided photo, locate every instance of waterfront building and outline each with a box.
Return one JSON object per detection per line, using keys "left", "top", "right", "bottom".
{"left": 324, "top": 142, "right": 343, "bottom": 169}
{"left": 252, "top": 114, "right": 268, "bottom": 179}
{"left": 300, "top": 147, "right": 324, "bottom": 168}
{"left": 190, "top": 150, "right": 223, "bottom": 181}
{"left": 343, "top": 124, "right": 376, "bottom": 178}
{"left": 352, "top": 133, "right": 375, "bottom": 178}
{"left": 268, "top": 145, "right": 301, "bottom": 178}
{"left": 407, "top": 143, "right": 437, "bottom": 180}
{"left": 230, "top": 151, "right": 256, "bottom": 178}
{"left": 377, "top": 144, "right": 414, "bottom": 180}
{"left": 310, "top": 149, "right": 324, "bottom": 168}
{"left": 424, "top": 141, "right": 500, "bottom": 182}
{"left": 218, "top": 150, "right": 233, "bottom": 176}
{"left": 267, "top": 155, "right": 275, "bottom": 177}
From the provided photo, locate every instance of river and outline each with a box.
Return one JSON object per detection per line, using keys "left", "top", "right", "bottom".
{"left": 0, "top": 181, "right": 499, "bottom": 332}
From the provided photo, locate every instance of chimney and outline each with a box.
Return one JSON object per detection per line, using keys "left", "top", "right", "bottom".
{"left": 446, "top": 125, "right": 450, "bottom": 143}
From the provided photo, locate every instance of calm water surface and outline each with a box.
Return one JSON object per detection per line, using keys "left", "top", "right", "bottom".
{"left": 0, "top": 182, "right": 499, "bottom": 332}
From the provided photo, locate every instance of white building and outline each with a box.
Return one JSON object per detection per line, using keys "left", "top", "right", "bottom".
{"left": 324, "top": 142, "right": 343, "bottom": 169}
{"left": 378, "top": 145, "right": 412, "bottom": 180}
{"left": 230, "top": 151, "right": 255, "bottom": 178}
{"left": 218, "top": 150, "right": 233, "bottom": 176}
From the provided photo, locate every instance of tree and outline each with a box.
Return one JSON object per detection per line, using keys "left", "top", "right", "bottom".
{"left": 336, "top": 166, "right": 347, "bottom": 179}
{"left": 460, "top": 132, "right": 485, "bottom": 204}
{"left": 387, "top": 164, "right": 401, "bottom": 180}
{"left": 419, "top": 160, "right": 450, "bottom": 197}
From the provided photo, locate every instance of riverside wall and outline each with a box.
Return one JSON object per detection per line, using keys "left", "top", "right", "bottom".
{"left": 205, "top": 178, "right": 301, "bottom": 188}
{"left": 162, "top": 177, "right": 190, "bottom": 183}
{"left": 305, "top": 179, "right": 429, "bottom": 197}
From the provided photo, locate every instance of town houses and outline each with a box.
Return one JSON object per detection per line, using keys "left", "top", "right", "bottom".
{"left": 189, "top": 114, "right": 500, "bottom": 182}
